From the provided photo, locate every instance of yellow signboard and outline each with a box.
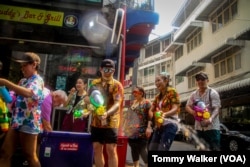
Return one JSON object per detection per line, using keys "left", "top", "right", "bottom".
{"left": 0, "top": 4, "right": 64, "bottom": 26}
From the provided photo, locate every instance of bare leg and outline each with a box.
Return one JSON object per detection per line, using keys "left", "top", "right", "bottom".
{"left": 93, "top": 142, "right": 104, "bottom": 167}
{"left": 0, "top": 129, "right": 19, "bottom": 167}
{"left": 20, "top": 132, "right": 41, "bottom": 167}
{"left": 106, "top": 143, "right": 117, "bottom": 167}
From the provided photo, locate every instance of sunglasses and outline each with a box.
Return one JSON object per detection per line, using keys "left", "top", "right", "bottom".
{"left": 103, "top": 67, "right": 114, "bottom": 73}
{"left": 132, "top": 90, "right": 141, "bottom": 95}
{"left": 196, "top": 77, "right": 206, "bottom": 81}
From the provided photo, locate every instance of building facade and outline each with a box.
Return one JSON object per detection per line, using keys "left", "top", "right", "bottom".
{"left": 136, "top": 0, "right": 250, "bottom": 125}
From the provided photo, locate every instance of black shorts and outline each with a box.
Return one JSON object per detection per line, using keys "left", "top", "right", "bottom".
{"left": 91, "top": 126, "right": 118, "bottom": 144}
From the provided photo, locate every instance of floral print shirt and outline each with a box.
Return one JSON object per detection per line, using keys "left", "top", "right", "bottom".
{"left": 11, "top": 74, "right": 44, "bottom": 133}
{"left": 66, "top": 92, "right": 94, "bottom": 118}
{"left": 89, "top": 78, "right": 124, "bottom": 128}
{"left": 153, "top": 87, "right": 180, "bottom": 120}
{"left": 124, "top": 99, "right": 151, "bottom": 139}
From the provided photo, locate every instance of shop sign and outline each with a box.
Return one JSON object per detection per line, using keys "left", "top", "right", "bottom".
{"left": 0, "top": 4, "right": 64, "bottom": 26}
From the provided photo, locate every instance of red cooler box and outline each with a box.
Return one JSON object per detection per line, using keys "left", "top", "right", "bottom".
{"left": 39, "top": 131, "right": 93, "bottom": 167}
{"left": 104, "top": 136, "right": 128, "bottom": 167}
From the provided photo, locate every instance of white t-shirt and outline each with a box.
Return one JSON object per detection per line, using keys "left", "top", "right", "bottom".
{"left": 186, "top": 87, "right": 221, "bottom": 131}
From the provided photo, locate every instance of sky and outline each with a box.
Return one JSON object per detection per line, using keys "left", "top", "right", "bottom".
{"left": 149, "top": 0, "right": 185, "bottom": 41}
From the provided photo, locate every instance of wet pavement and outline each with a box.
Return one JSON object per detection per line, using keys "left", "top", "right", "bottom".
{"left": 125, "top": 140, "right": 197, "bottom": 167}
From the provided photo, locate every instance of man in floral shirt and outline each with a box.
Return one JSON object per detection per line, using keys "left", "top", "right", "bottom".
{"left": 89, "top": 59, "right": 123, "bottom": 167}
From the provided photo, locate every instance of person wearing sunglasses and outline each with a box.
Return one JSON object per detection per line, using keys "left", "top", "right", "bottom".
{"left": 185, "top": 72, "right": 221, "bottom": 151}
{"left": 124, "top": 86, "right": 151, "bottom": 167}
{"left": 88, "top": 59, "right": 124, "bottom": 167}
{"left": 0, "top": 52, "right": 44, "bottom": 167}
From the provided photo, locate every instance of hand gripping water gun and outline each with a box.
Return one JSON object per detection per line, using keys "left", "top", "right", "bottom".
{"left": 89, "top": 87, "right": 105, "bottom": 115}
{"left": 155, "top": 109, "right": 163, "bottom": 128}
{"left": 73, "top": 109, "right": 88, "bottom": 119}
{"left": 193, "top": 99, "right": 210, "bottom": 121}
{"left": 0, "top": 86, "right": 12, "bottom": 132}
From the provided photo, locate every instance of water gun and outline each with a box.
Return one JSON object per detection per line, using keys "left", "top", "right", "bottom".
{"left": 0, "top": 86, "right": 12, "bottom": 132}
{"left": 155, "top": 109, "right": 163, "bottom": 128}
{"left": 73, "top": 109, "right": 88, "bottom": 119}
{"left": 89, "top": 87, "right": 106, "bottom": 115}
{"left": 193, "top": 99, "right": 210, "bottom": 121}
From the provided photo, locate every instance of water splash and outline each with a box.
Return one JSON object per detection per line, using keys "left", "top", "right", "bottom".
{"left": 174, "top": 119, "right": 210, "bottom": 151}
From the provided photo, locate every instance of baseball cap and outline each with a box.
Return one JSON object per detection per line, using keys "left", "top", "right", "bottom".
{"left": 195, "top": 72, "right": 208, "bottom": 80}
{"left": 101, "top": 59, "right": 115, "bottom": 68}
{"left": 13, "top": 52, "right": 41, "bottom": 64}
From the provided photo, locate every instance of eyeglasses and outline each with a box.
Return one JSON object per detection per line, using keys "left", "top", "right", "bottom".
{"left": 103, "top": 67, "right": 114, "bottom": 73}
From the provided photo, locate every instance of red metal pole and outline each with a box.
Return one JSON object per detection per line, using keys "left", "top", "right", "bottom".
{"left": 118, "top": 5, "right": 126, "bottom": 137}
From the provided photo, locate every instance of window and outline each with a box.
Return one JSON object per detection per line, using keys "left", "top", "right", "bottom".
{"left": 235, "top": 53, "right": 241, "bottom": 70}
{"left": 213, "top": 46, "right": 241, "bottom": 78}
{"left": 210, "top": 0, "right": 238, "bottom": 33}
{"left": 145, "top": 42, "right": 161, "bottom": 58}
{"left": 143, "top": 66, "right": 154, "bottom": 83}
{"left": 152, "top": 43, "right": 160, "bottom": 55}
{"left": 163, "top": 38, "right": 170, "bottom": 51}
{"left": 186, "top": 29, "right": 202, "bottom": 53}
{"left": 175, "top": 46, "right": 183, "bottom": 60}
{"left": 187, "top": 67, "right": 203, "bottom": 89}
{"left": 175, "top": 76, "right": 184, "bottom": 85}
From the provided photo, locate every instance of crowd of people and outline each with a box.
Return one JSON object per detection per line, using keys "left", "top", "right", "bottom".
{"left": 0, "top": 52, "right": 221, "bottom": 167}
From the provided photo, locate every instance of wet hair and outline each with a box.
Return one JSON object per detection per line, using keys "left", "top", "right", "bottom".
{"left": 134, "top": 86, "right": 146, "bottom": 98}
{"left": 159, "top": 72, "right": 171, "bottom": 87}
{"left": 158, "top": 72, "right": 171, "bottom": 100}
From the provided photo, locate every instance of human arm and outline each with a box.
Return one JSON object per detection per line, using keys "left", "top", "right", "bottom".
{"left": 145, "top": 104, "right": 154, "bottom": 138}
{"left": 162, "top": 103, "right": 179, "bottom": 118}
{"left": 101, "top": 100, "right": 120, "bottom": 119}
{"left": 0, "top": 78, "right": 34, "bottom": 97}
{"left": 185, "top": 93, "right": 196, "bottom": 117}
{"left": 162, "top": 88, "right": 181, "bottom": 118}
{"left": 205, "top": 90, "right": 221, "bottom": 123}
{"left": 42, "top": 119, "right": 52, "bottom": 132}
{"left": 64, "top": 87, "right": 76, "bottom": 106}
{"left": 185, "top": 104, "right": 196, "bottom": 117}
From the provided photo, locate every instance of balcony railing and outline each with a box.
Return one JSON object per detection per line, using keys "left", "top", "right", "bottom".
{"left": 125, "top": 0, "right": 154, "bottom": 11}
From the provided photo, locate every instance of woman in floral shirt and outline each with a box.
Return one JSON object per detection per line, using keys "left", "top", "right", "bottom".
{"left": 124, "top": 86, "right": 151, "bottom": 167}
{"left": 0, "top": 52, "right": 44, "bottom": 167}
{"left": 146, "top": 72, "right": 180, "bottom": 151}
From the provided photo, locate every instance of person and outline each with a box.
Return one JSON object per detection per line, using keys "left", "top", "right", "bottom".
{"left": 21, "top": 87, "right": 68, "bottom": 166}
{"left": 89, "top": 59, "right": 124, "bottom": 167}
{"left": 0, "top": 52, "right": 44, "bottom": 167}
{"left": 125, "top": 86, "right": 151, "bottom": 167}
{"left": 146, "top": 72, "right": 180, "bottom": 151}
{"left": 61, "top": 76, "right": 93, "bottom": 132}
{"left": 185, "top": 72, "right": 221, "bottom": 151}
{"left": 41, "top": 88, "right": 68, "bottom": 132}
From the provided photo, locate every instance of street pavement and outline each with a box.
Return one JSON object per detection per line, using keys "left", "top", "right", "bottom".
{"left": 125, "top": 140, "right": 197, "bottom": 167}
